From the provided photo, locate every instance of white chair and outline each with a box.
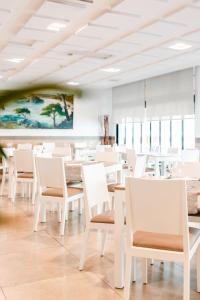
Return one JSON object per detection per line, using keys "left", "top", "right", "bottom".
{"left": 34, "top": 157, "right": 83, "bottom": 235}
{"left": 126, "top": 149, "right": 136, "bottom": 175}
{"left": 134, "top": 155, "right": 146, "bottom": 178}
{"left": 33, "top": 144, "right": 43, "bottom": 153}
{"left": 79, "top": 163, "right": 115, "bottom": 270}
{"left": 124, "top": 177, "right": 200, "bottom": 300}
{"left": 42, "top": 142, "right": 55, "bottom": 153}
{"left": 95, "top": 151, "right": 120, "bottom": 163}
{"left": 12, "top": 150, "right": 37, "bottom": 204}
{"left": 52, "top": 146, "right": 72, "bottom": 161}
{"left": 181, "top": 149, "right": 199, "bottom": 162}
{"left": 171, "top": 161, "right": 200, "bottom": 179}
{"left": 17, "top": 143, "right": 32, "bottom": 150}
{"left": 96, "top": 145, "right": 111, "bottom": 152}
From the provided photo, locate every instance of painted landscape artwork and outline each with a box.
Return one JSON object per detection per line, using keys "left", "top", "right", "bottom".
{"left": 0, "top": 94, "right": 74, "bottom": 129}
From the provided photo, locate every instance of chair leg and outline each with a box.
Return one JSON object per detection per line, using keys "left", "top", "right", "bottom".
{"left": 131, "top": 257, "right": 136, "bottom": 282}
{"left": 21, "top": 183, "right": 25, "bottom": 198}
{"left": 197, "top": 246, "right": 200, "bottom": 292}
{"left": 41, "top": 204, "right": 46, "bottom": 223}
{"left": 31, "top": 181, "right": 37, "bottom": 205}
{"left": 58, "top": 204, "right": 62, "bottom": 223}
{"left": 78, "top": 198, "right": 83, "bottom": 215}
{"left": 183, "top": 260, "right": 190, "bottom": 300}
{"left": 34, "top": 201, "right": 41, "bottom": 232}
{"left": 100, "top": 230, "right": 107, "bottom": 257}
{"left": 11, "top": 180, "right": 17, "bottom": 203}
{"left": 79, "top": 228, "right": 90, "bottom": 271}
{"left": 123, "top": 254, "right": 132, "bottom": 300}
{"left": 60, "top": 203, "right": 67, "bottom": 236}
{"left": 142, "top": 258, "right": 148, "bottom": 284}
{"left": 150, "top": 259, "right": 154, "bottom": 265}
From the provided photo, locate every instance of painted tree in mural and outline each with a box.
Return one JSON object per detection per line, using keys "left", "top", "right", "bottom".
{"left": 56, "top": 93, "right": 73, "bottom": 122}
{"left": 15, "top": 107, "right": 30, "bottom": 120}
{"left": 41, "top": 103, "right": 63, "bottom": 128}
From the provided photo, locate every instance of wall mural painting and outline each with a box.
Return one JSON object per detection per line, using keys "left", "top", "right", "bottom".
{"left": 0, "top": 94, "right": 74, "bottom": 129}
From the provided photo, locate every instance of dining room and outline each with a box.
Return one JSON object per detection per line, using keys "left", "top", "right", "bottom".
{"left": 1, "top": 1, "right": 200, "bottom": 300}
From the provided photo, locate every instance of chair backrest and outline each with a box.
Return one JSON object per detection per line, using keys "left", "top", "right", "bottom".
{"left": 171, "top": 161, "right": 200, "bottom": 179}
{"left": 33, "top": 144, "right": 43, "bottom": 152}
{"left": 134, "top": 155, "right": 146, "bottom": 177}
{"left": 17, "top": 143, "right": 32, "bottom": 150}
{"left": 96, "top": 144, "right": 111, "bottom": 152}
{"left": 82, "top": 163, "right": 110, "bottom": 221}
{"left": 42, "top": 142, "right": 55, "bottom": 153}
{"left": 52, "top": 146, "right": 72, "bottom": 160}
{"left": 126, "top": 149, "right": 136, "bottom": 173}
{"left": 126, "top": 178, "right": 188, "bottom": 239}
{"left": 14, "top": 150, "right": 34, "bottom": 173}
{"left": 95, "top": 151, "right": 120, "bottom": 163}
{"left": 35, "top": 157, "right": 66, "bottom": 189}
{"left": 181, "top": 149, "right": 199, "bottom": 162}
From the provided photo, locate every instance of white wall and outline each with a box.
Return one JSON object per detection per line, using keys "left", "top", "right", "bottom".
{"left": 0, "top": 88, "right": 112, "bottom": 137}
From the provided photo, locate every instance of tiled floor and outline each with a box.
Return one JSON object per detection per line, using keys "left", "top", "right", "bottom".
{"left": 0, "top": 190, "right": 200, "bottom": 300}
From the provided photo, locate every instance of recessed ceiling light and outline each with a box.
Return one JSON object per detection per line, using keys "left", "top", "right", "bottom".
{"left": 168, "top": 43, "right": 192, "bottom": 50}
{"left": 100, "top": 68, "right": 121, "bottom": 73}
{"left": 47, "top": 22, "right": 67, "bottom": 32}
{"left": 75, "top": 24, "right": 88, "bottom": 34}
{"left": 6, "top": 58, "right": 24, "bottom": 63}
{"left": 67, "top": 81, "right": 79, "bottom": 86}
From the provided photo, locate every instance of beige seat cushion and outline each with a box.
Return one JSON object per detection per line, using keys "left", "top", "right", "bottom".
{"left": 42, "top": 187, "right": 83, "bottom": 198}
{"left": 107, "top": 183, "right": 120, "bottom": 193}
{"left": 17, "top": 172, "right": 33, "bottom": 179}
{"left": 91, "top": 211, "right": 114, "bottom": 224}
{"left": 133, "top": 228, "right": 200, "bottom": 252}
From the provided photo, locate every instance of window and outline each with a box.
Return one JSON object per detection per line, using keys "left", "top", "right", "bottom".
{"left": 118, "top": 123, "right": 126, "bottom": 145}
{"left": 133, "top": 122, "right": 141, "bottom": 152}
{"left": 151, "top": 120, "right": 160, "bottom": 151}
{"left": 117, "top": 115, "right": 195, "bottom": 152}
{"left": 160, "top": 119, "right": 170, "bottom": 152}
{"left": 171, "top": 119, "right": 182, "bottom": 149}
{"left": 142, "top": 121, "right": 150, "bottom": 152}
{"left": 126, "top": 122, "right": 133, "bottom": 148}
{"left": 184, "top": 116, "right": 195, "bottom": 149}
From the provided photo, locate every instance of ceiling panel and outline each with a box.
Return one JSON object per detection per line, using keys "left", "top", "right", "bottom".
{"left": 166, "top": 7, "right": 200, "bottom": 28}
{"left": 122, "top": 31, "right": 161, "bottom": 46}
{"left": 103, "top": 41, "right": 142, "bottom": 56}
{"left": 35, "top": 0, "right": 86, "bottom": 21}
{"left": 16, "top": 27, "right": 55, "bottom": 42}
{"left": 0, "top": 0, "right": 20, "bottom": 11}
{"left": 76, "top": 24, "right": 118, "bottom": 39}
{"left": 113, "top": 0, "right": 182, "bottom": 19}
{"left": 92, "top": 11, "right": 141, "bottom": 31}
{"left": 141, "top": 20, "right": 187, "bottom": 37}
{"left": 24, "top": 16, "right": 69, "bottom": 31}
{"left": 64, "top": 34, "right": 102, "bottom": 51}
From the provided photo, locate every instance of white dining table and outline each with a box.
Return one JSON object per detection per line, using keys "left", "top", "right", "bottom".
{"left": 139, "top": 152, "right": 179, "bottom": 176}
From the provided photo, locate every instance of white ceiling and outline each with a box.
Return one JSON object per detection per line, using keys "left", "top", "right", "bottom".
{"left": 0, "top": 0, "right": 200, "bottom": 89}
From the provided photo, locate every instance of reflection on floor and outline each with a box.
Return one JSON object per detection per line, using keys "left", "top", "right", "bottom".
{"left": 0, "top": 190, "right": 200, "bottom": 300}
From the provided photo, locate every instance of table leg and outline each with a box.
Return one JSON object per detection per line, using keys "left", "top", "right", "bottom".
{"left": 114, "top": 189, "right": 125, "bottom": 288}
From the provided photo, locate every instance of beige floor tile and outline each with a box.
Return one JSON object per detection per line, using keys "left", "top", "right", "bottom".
{"left": 0, "top": 246, "right": 78, "bottom": 287}
{"left": 3, "top": 272, "right": 121, "bottom": 300}
{"left": 0, "top": 289, "right": 5, "bottom": 300}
